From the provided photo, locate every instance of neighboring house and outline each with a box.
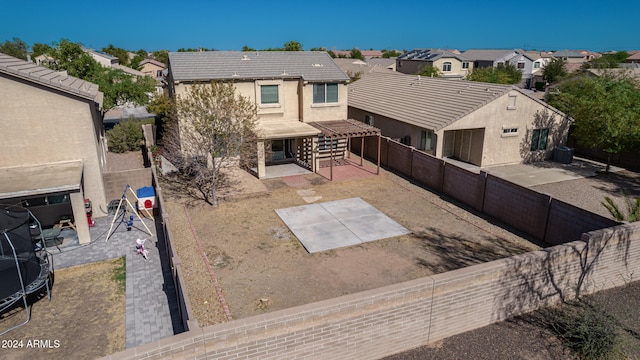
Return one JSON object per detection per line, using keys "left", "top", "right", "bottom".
{"left": 396, "top": 49, "right": 472, "bottom": 78}
{"left": 0, "top": 53, "right": 109, "bottom": 244}
{"left": 83, "top": 47, "right": 119, "bottom": 67}
{"left": 140, "top": 58, "right": 167, "bottom": 78}
{"left": 551, "top": 50, "right": 585, "bottom": 64}
{"left": 348, "top": 72, "right": 570, "bottom": 167}
{"left": 333, "top": 49, "right": 383, "bottom": 59}
{"left": 167, "top": 51, "right": 376, "bottom": 179}
{"left": 626, "top": 51, "right": 640, "bottom": 64}
{"left": 523, "top": 51, "right": 554, "bottom": 88}
{"left": 462, "top": 49, "right": 535, "bottom": 88}
{"left": 368, "top": 58, "right": 396, "bottom": 71}
{"left": 332, "top": 58, "right": 396, "bottom": 80}
{"left": 578, "top": 50, "right": 601, "bottom": 62}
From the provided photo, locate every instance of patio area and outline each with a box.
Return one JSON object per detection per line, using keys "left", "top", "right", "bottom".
{"left": 48, "top": 213, "right": 183, "bottom": 348}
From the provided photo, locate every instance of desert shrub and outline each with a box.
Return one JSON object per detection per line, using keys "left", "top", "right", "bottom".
{"left": 548, "top": 300, "right": 618, "bottom": 359}
{"left": 106, "top": 118, "right": 149, "bottom": 153}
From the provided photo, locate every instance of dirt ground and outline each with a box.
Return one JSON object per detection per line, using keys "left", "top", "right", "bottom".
{"left": 0, "top": 258, "right": 125, "bottom": 360}
{"left": 163, "top": 168, "right": 541, "bottom": 325}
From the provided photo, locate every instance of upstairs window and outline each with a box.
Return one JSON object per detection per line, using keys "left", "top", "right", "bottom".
{"left": 442, "top": 62, "right": 452, "bottom": 72}
{"left": 533, "top": 62, "right": 541, "bottom": 69}
{"left": 313, "top": 83, "right": 338, "bottom": 103}
{"left": 517, "top": 62, "right": 525, "bottom": 69}
{"left": 260, "top": 85, "right": 279, "bottom": 104}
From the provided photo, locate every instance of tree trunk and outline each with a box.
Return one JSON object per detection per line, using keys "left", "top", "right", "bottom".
{"left": 211, "top": 156, "right": 218, "bottom": 207}
{"left": 605, "top": 153, "right": 611, "bottom": 173}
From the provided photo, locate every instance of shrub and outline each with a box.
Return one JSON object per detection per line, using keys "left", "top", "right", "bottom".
{"left": 106, "top": 118, "right": 148, "bottom": 153}
{"left": 547, "top": 300, "right": 618, "bottom": 359}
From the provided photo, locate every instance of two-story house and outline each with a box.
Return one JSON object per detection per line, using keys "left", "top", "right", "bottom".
{"left": 462, "top": 49, "right": 535, "bottom": 88}
{"left": 167, "top": 51, "right": 362, "bottom": 179}
{"left": 0, "top": 53, "right": 108, "bottom": 244}
{"left": 396, "top": 49, "right": 473, "bottom": 78}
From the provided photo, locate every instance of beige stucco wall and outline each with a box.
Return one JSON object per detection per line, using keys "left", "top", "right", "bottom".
{"left": 0, "top": 76, "right": 108, "bottom": 214}
{"left": 141, "top": 63, "right": 164, "bottom": 77}
{"left": 437, "top": 90, "right": 568, "bottom": 166}
{"left": 174, "top": 79, "right": 347, "bottom": 127}
{"left": 301, "top": 82, "right": 348, "bottom": 122}
{"left": 433, "top": 58, "right": 472, "bottom": 78}
{"left": 350, "top": 90, "right": 568, "bottom": 167}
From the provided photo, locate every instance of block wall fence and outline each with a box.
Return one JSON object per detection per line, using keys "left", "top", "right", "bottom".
{"left": 102, "top": 130, "right": 638, "bottom": 359}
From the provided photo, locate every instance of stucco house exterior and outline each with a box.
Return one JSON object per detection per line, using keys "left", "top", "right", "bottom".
{"left": 462, "top": 49, "right": 535, "bottom": 88}
{"left": 396, "top": 49, "right": 473, "bottom": 78}
{"left": 348, "top": 72, "right": 570, "bottom": 167}
{"left": 167, "top": 51, "right": 360, "bottom": 179}
{"left": 0, "top": 53, "right": 109, "bottom": 244}
{"left": 140, "top": 58, "right": 166, "bottom": 78}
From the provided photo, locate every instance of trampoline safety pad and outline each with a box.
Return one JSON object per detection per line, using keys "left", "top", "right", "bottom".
{"left": 275, "top": 197, "right": 411, "bottom": 253}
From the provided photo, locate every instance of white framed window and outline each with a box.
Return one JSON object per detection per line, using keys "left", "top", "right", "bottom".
{"left": 442, "top": 62, "right": 452, "bottom": 72}
{"left": 533, "top": 62, "right": 541, "bottom": 69}
{"left": 260, "top": 85, "right": 279, "bottom": 104}
{"left": 502, "top": 127, "right": 519, "bottom": 137}
{"left": 517, "top": 62, "right": 525, "bottom": 69}
{"left": 313, "top": 83, "right": 338, "bottom": 103}
{"left": 530, "top": 128, "right": 549, "bottom": 151}
{"left": 507, "top": 94, "right": 517, "bottom": 110}
{"left": 462, "top": 62, "right": 469, "bottom": 69}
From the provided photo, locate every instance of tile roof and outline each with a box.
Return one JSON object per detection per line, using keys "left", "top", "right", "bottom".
{"left": 348, "top": 72, "right": 514, "bottom": 131}
{"left": 461, "top": 49, "right": 518, "bottom": 61}
{"left": 398, "top": 49, "right": 471, "bottom": 62}
{"left": 140, "top": 58, "right": 166, "bottom": 68}
{"left": 627, "top": 52, "right": 640, "bottom": 61}
{"left": 551, "top": 50, "right": 584, "bottom": 58}
{"left": 332, "top": 58, "right": 396, "bottom": 77}
{"left": 169, "top": 51, "right": 349, "bottom": 82}
{"left": 0, "top": 52, "right": 102, "bottom": 103}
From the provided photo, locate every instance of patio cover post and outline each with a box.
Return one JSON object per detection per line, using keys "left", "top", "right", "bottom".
{"left": 330, "top": 135, "right": 333, "bottom": 181}
{"left": 377, "top": 135, "right": 381, "bottom": 175}
{"left": 360, "top": 136, "right": 364, "bottom": 166}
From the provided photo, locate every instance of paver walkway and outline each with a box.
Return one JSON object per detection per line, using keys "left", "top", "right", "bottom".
{"left": 50, "top": 213, "right": 183, "bottom": 348}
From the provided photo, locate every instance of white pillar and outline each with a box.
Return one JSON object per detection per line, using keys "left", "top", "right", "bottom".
{"left": 70, "top": 191, "right": 90, "bottom": 245}
{"left": 257, "top": 140, "right": 266, "bottom": 179}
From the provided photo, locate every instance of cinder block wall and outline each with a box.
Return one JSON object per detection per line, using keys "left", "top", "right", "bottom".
{"left": 102, "top": 168, "right": 152, "bottom": 202}
{"left": 482, "top": 174, "right": 551, "bottom": 240}
{"left": 105, "top": 223, "right": 640, "bottom": 360}
{"left": 442, "top": 164, "right": 485, "bottom": 211}
{"left": 545, "top": 198, "right": 619, "bottom": 245}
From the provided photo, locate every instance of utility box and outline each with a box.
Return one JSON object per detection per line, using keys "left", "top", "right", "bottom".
{"left": 554, "top": 146, "right": 574, "bottom": 164}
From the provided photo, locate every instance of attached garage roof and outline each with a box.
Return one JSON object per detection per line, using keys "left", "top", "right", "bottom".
{"left": 256, "top": 121, "right": 321, "bottom": 139}
{"left": 0, "top": 161, "right": 83, "bottom": 199}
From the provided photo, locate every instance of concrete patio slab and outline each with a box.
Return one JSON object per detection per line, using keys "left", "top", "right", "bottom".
{"left": 275, "top": 197, "right": 411, "bottom": 253}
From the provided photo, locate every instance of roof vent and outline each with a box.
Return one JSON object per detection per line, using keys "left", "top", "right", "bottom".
{"left": 311, "top": 63, "right": 324, "bottom": 67}
{"left": 242, "top": 55, "right": 250, "bottom": 60}
{"left": 232, "top": 71, "right": 239, "bottom": 77}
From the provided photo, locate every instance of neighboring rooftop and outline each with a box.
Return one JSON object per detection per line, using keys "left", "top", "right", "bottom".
{"left": 461, "top": 49, "right": 518, "bottom": 61}
{"left": 552, "top": 50, "right": 584, "bottom": 58}
{"left": 348, "top": 72, "right": 513, "bottom": 130}
{"left": 332, "top": 58, "right": 395, "bottom": 77}
{"left": 398, "top": 48, "right": 471, "bottom": 62}
{"left": 140, "top": 58, "right": 166, "bottom": 68}
{"left": 168, "top": 51, "right": 349, "bottom": 82}
{"left": 0, "top": 52, "right": 102, "bottom": 104}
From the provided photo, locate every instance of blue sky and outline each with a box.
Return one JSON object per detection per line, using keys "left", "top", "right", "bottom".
{"left": 0, "top": 0, "right": 637, "bottom": 53}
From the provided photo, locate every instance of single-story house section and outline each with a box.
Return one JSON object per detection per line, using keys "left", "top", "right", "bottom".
{"left": 0, "top": 53, "right": 108, "bottom": 244}
{"left": 348, "top": 72, "right": 570, "bottom": 167}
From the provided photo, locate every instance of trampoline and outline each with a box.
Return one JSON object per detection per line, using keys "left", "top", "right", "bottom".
{"left": 0, "top": 204, "right": 52, "bottom": 335}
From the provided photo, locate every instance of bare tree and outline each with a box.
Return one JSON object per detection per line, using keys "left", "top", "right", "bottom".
{"left": 163, "top": 81, "right": 258, "bottom": 206}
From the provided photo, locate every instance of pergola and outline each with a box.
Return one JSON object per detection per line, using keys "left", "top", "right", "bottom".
{"left": 308, "top": 119, "right": 381, "bottom": 181}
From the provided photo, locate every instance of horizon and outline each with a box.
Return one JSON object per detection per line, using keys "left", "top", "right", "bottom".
{"left": 1, "top": 0, "right": 637, "bottom": 54}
